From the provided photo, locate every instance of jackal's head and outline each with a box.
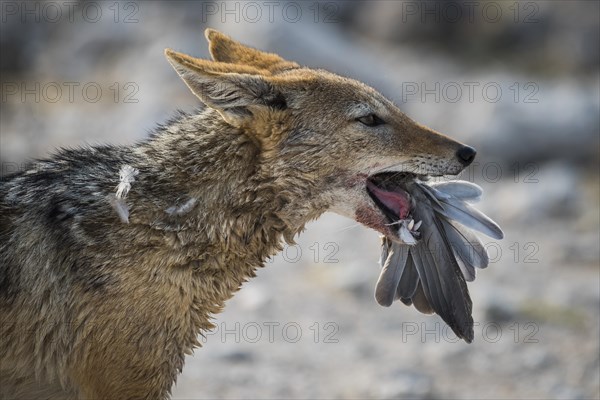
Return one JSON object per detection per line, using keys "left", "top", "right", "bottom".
{"left": 165, "top": 29, "right": 476, "bottom": 244}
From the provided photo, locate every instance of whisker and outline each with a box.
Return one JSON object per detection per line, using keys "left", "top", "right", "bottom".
{"left": 335, "top": 223, "right": 362, "bottom": 233}
{"left": 384, "top": 220, "right": 404, "bottom": 226}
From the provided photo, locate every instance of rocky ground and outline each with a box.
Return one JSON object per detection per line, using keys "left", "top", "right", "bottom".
{"left": 1, "top": 2, "right": 598, "bottom": 399}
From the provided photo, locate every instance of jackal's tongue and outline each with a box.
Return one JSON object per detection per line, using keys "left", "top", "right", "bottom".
{"left": 367, "top": 181, "right": 411, "bottom": 219}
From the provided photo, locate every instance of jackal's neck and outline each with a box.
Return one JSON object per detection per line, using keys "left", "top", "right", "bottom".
{"left": 135, "top": 108, "right": 326, "bottom": 277}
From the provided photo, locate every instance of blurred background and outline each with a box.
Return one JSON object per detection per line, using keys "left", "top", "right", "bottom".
{"left": 1, "top": 1, "right": 598, "bottom": 398}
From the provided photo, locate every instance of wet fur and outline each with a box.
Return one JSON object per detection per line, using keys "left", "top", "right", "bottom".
{"left": 0, "top": 29, "right": 469, "bottom": 399}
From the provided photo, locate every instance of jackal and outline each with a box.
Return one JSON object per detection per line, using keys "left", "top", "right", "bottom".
{"left": 0, "top": 29, "right": 477, "bottom": 399}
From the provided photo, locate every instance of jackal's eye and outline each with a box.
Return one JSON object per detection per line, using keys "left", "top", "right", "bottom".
{"left": 357, "top": 114, "right": 385, "bottom": 127}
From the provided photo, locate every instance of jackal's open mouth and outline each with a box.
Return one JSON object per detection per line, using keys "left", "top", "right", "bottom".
{"left": 366, "top": 172, "right": 422, "bottom": 245}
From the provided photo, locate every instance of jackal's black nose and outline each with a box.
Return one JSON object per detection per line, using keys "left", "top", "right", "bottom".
{"left": 456, "top": 146, "right": 477, "bottom": 166}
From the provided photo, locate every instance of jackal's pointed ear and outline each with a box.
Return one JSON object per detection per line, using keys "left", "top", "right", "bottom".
{"left": 205, "top": 29, "right": 299, "bottom": 73}
{"left": 165, "top": 49, "right": 286, "bottom": 127}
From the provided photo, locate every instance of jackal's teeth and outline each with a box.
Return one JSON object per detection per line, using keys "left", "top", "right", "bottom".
{"left": 408, "top": 219, "right": 415, "bottom": 231}
{"left": 414, "top": 220, "right": 422, "bottom": 231}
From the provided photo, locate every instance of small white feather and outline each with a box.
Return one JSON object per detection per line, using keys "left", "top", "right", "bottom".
{"left": 115, "top": 165, "right": 139, "bottom": 199}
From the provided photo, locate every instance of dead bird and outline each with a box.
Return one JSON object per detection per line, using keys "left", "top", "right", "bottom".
{"left": 369, "top": 174, "right": 503, "bottom": 342}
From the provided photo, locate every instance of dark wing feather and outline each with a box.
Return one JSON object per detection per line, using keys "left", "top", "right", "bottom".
{"left": 412, "top": 281, "right": 434, "bottom": 314}
{"left": 431, "top": 181, "right": 483, "bottom": 202}
{"left": 440, "top": 218, "right": 489, "bottom": 270}
{"left": 375, "top": 240, "right": 408, "bottom": 307}
{"left": 434, "top": 194, "right": 504, "bottom": 239}
{"left": 396, "top": 249, "right": 419, "bottom": 301}
{"left": 410, "top": 185, "right": 475, "bottom": 342}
